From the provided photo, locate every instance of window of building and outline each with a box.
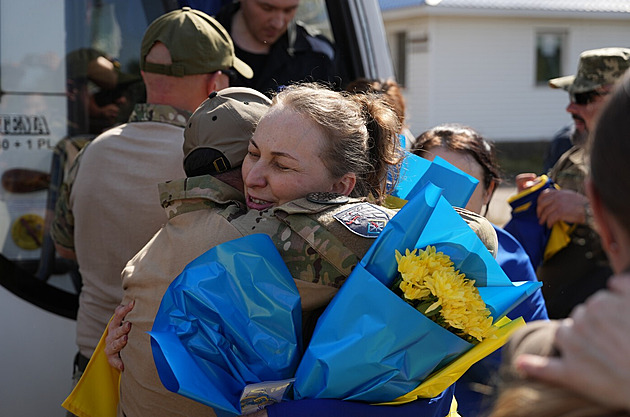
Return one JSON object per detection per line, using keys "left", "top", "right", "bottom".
{"left": 394, "top": 31, "right": 407, "bottom": 87}
{"left": 536, "top": 31, "right": 565, "bottom": 85}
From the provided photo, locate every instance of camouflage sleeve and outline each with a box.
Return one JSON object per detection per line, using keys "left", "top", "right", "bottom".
{"left": 50, "top": 147, "right": 84, "bottom": 251}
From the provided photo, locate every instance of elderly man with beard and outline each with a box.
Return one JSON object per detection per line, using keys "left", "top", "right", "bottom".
{"left": 516, "top": 47, "right": 630, "bottom": 318}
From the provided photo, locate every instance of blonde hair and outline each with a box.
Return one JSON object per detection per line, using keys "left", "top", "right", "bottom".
{"left": 271, "top": 83, "right": 402, "bottom": 203}
{"left": 489, "top": 381, "right": 629, "bottom": 417}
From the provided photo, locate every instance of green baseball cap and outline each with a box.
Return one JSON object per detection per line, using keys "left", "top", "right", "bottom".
{"left": 549, "top": 47, "right": 630, "bottom": 93}
{"left": 183, "top": 87, "right": 271, "bottom": 176}
{"left": 141, "top": 7, "right": 253, "bottom": 79}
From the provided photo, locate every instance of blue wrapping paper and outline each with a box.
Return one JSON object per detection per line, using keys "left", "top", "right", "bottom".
{"left": 293, "top": 183, "right": 541, "bottom": 402}
{"left": 150, "top": 234, "right": 302, "bottom": 416}
{"left": 391, "top": 151, "right": 478, "bottom": 208}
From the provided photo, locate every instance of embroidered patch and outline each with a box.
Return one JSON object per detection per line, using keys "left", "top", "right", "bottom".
{"left": 333, "top": 203, "right": 391, "bottom": 238}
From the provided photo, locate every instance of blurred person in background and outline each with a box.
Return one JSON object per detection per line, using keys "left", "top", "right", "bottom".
{"left": 542, "top": 124, "right": 573, "bottom": 173}
{"left": 488, "top": 67, "right": 630, "bottom": 417}
{"left": 515, "top": 47, "right": 630, "bottom": 318}
{"left": 413, "top": 124, "right": 548, "bottom": 416}
{"left": 215, "top": 0, "right": 338, "bottom": 95}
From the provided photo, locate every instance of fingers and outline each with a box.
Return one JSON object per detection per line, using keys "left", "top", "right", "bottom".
{"left": 104, "top": 300, "right": 135, "bottom": 371}
{"left": 515, "top": 354, "right": 568, "bottom": 386}
{"left": 536, "top": 189, "right": 555, "bottom": 226}
{"left": 115, "top": 300, "right": 135, "bottom": 322}
{"left": 536, "top": 189, "right": 587, "bottom": 227}
{"left": 105, "top": 322, "right": 130, "bottom": 371}
{"left": 516, "top": 173, "right": 537, "bottom": 192}
{"left": 608, "top": 274, "right": 630, "bottom": 293}
{"left": 108, "top": 357, "right": 124, "bottom": 371}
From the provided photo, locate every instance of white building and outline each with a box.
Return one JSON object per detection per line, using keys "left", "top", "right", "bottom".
{"left": 379, "top": 0, "right": 630, "bottom": 142}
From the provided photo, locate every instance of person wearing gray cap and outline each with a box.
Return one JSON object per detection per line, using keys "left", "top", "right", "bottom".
{"left": 515, "top": 47, "right": 630, "bottom": 319}
{"left": 51, "top": 7, "right": 252, "bottom": 405}
{"left": 98, "top": 87, "right": 271, "bottom": 417}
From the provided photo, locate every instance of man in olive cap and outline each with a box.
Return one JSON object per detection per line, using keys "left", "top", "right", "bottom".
{"left": 517, "top": 47, "right": 630, "bottom": 318}
{"left": 51, "top": 8, "right": 253, "bottom": 403}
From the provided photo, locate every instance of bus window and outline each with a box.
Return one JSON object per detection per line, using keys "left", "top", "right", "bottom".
{"left": 0, "top": 1, "right": 393, "bottom": 415}
{"left": 0, "top": 0, "right": 168, "bottom": 301}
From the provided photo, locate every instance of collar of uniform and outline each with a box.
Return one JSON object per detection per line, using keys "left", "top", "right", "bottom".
{"left": 567, "top": 146, "right": 586, "bottom": 166}
{"left": 271, "top": 196, "right": 362, "bottom": 216}
{"left": 159, "top": 174, "right": 245, "bottom": 210}
{"left": 128, "top": 103, "right": 191, "bottom": 127}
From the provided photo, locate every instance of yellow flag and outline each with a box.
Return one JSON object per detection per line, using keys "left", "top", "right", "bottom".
{"left": 62, "top": 319, "right": 120, "bottom": 417}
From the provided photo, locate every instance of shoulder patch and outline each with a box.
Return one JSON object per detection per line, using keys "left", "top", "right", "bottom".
{"left": 333, "top": 202, "right": 391, "bottom": 238}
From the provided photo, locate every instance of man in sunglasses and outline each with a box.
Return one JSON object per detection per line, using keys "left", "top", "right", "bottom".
{"left": 516, "top": 47, "right": 630, "bottom": 319}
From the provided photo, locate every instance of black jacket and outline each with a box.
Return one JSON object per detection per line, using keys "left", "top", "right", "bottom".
{"left": 215, "top": 2, "right": 339, "bottom": 95}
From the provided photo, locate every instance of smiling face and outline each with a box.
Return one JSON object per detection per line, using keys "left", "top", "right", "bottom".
{"left": 241, "top": 106, "right": 355, "bottom": 210}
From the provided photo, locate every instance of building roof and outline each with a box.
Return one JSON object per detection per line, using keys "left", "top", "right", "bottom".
{"left": 379, "top": 0, "right": 630, "bottom": 13}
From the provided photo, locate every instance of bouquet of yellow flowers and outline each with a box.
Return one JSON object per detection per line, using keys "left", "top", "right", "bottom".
{"left": 393, "top": 246, "right": 495, "bottom": 344}
{"left": 293, "top": 182, "right": 540, "bottom": 403}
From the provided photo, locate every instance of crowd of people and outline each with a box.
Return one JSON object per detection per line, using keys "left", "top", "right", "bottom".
{"left": 51, "top": 2, "right": 630, "bottom": 417}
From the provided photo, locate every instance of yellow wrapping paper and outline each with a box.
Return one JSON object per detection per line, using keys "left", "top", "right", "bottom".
{"left": 379, "top": 316, "right": 525, "bottom": 405}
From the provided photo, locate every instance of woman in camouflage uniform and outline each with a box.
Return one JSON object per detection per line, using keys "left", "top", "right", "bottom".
{"left": 107, "top": 84, "right": 493, "bottom": 417}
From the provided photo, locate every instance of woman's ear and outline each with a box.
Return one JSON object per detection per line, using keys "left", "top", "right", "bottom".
{"left": 331, "top": 173, "right": 356, "bottom": 196}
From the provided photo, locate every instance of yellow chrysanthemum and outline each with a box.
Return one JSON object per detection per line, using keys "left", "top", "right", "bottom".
{"left": 394, "top": 246, "right": 496, "bottom": 343}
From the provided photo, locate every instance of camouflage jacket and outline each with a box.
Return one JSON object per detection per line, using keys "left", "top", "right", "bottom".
{"left": 160, "top": 175, "right": 498, "bottom": 289}
{"left": 51, "top": 104, "right": 190, "bottom": 250}
{"left": 159, "top": 175, "right": 497, "bottom": 341}
{"left": 159, "top": 176, "right": 378, "bottom": 288}
{"left": 548, "top": 145, "right": 588, "bottom": 195}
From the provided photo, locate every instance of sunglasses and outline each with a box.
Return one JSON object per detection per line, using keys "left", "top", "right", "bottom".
{"left": 570, "top": 90, "right": 609, "bottom": 105}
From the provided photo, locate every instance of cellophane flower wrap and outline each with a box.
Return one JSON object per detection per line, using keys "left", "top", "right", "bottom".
{"left": 149, "top": 234, "right": 302, "bottom": 416}
{"left": 387, "top": 151, "right": 479, "bottom": 209}
{"left": 292, "top": 182, "right": 540, "bottom": 403}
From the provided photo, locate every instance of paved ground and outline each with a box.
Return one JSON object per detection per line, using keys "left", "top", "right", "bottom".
{"left": 486, "top": 185, "right": 517, "bottom": 227}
